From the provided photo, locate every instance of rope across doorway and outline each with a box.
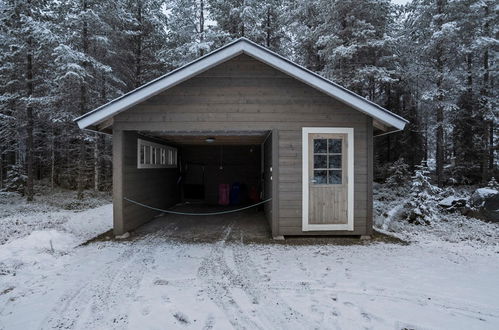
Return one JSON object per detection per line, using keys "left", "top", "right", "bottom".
{"left": 123, "top": 197, "right": 272, "bottom": 216}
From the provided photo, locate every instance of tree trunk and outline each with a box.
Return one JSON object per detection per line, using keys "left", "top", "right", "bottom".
{"left": 25, "top": 5, "right": 34, "bottom": 202}
{"left": 199, "top": 0, "right": 205, "bottom": 56}
{"left": 51, "top": 128, "right": 55, "bottom": 190}
{"left": 489, "top": 121, "right": 494, "bottom": 171}
{"left": 77, "top": 0, "right": 89, "bottom": 200}
{"left": 435, "top": 0, "right": 445, "bottom": 187}
{"left": 481, "top": 3, "right": 491, "bottom": 181}
{"left": 0, "top": 152, "right": 3, "bottom": 190}
{"left": 135, "top": 1, "right": 142, "bottom": 89}
{"left": 266, "top": 7, "right": 271, "bottom": 48}
{"left": 424, "top": 121, "right": 428, "bottom": 161}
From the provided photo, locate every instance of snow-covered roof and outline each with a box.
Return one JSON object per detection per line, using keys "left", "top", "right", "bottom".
{"left": 75, "top": 38, "right": 408, "bottom": 132}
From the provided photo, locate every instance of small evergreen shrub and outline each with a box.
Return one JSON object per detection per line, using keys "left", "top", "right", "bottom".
{"left": 386, "top": 158, "right": 410, "bottom": 187}
{"left": 404, "top": 161, "right": 441, "bottom": 225}
{"left": 4, "top": 164, "right": 26, "bottom": 194}
{"left": 487, "top": 177, "right": 499, "bottom": 190}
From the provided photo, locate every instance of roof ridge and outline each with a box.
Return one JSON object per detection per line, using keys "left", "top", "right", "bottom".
{"left": 75, "top": 38, "right": 408, "bottom": 132}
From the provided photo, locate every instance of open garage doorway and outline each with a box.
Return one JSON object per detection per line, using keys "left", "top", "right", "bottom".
{"left": 131, "top": 130, "right": 276, "bottom": 240}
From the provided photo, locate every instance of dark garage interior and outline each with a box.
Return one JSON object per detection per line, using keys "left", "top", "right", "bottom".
{"left": 134, "top": 131, "right": 274, "bottom": 232}
{"left": 180, "top": 144, "right": 261, "bottom": 205}
{"left": 115, "top": 130, "right": 275, "bottom": 235}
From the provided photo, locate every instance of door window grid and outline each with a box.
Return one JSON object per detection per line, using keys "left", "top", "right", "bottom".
{"left": 313, "top": 138, "right": 342, "bottom": 184}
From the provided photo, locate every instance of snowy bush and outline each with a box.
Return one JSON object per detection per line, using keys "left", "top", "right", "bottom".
{"left": 386, "top": 158, "right": 410, "bottom": 187}
{"left": 445, "top": 164, "right": 482, "bottom": 185}
{"left": 3, "top": 164, "right": 27, "bottom": 194}
{"left": 487, "top": 177, "right": 499, "bottom": 190}
{"left": 373, "top": 157, "right": 390, "bottom": 182}
{"left": 404, "top": 161, "right": 441, "bottom": 225}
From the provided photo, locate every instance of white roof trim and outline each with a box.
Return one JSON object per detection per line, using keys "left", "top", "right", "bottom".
{"left": 75, "top": 38, "right": 408, "bottom": 131}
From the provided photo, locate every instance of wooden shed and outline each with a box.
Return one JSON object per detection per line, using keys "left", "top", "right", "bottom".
{"left": 76, "top": 38, "right": 408, "bottom": 238}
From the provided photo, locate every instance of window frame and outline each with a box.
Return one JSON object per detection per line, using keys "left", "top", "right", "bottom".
{"left": 312, "top": 138, "right": 344, "bottom": 185}
{"left": 302, "top": 127, "right": 355, "bottom": 232}
{"left": 137, "top": 138, "right": 177, "bottom": 169}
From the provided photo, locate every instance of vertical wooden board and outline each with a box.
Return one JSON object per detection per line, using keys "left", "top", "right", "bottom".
{"left": 272, "top": 129, "right": 279, "bottom": 236}
{"left": 366, "top": 118, "right": 374, "bottom": 235}
{"left": 263, "top": 132, "right": 273, "bottom": 227}
{"left": 112, "top": 129, "right": 124, "bottom": 235}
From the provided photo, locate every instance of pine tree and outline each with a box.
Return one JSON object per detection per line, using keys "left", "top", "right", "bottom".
{"left": 281, "top": 0, "right": 322, "bottom": 70}
{"left": 0, "top": 0, "right": 56, "bottom": 200}
{"left": 315, "top": 0, "right": 396, "bottom": 99}
{"left": 386, "top": 158, "right": 410, "bottom": 187}
{"left": 404, "top": 0, "right": 461, "bottom": 186}
{"left": 405, "top": 160, "right": 441, "bottom": 224}
{"left": 51, "top": 0, "right": 116, "bottom": 198}
{"left": 113, "top": 0, "right": 169, "bottom": 89}
{"left": 164, "top": 0, "right": 214, "bottom": 68}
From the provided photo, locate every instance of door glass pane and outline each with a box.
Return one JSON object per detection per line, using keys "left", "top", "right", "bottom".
{"left": 314, "top": 139, "right": 327, "bottom": 153}
{"left": 328, "top": 155, "right": 342, "bottom": 169}
{"left": 328, "top": 139, "right": 342, "bottom": 153}
{"left": 328, "top": 170, "right": 342, "bottom": 184}
{"left": 314, "top": 155, "right": 327, "bottom": 168}
{"left": 314, "top": 170, "right": 327, "bottom": 184}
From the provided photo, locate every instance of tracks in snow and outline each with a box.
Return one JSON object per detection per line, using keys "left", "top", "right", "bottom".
{"left": 40, "top": 232, "right": 163, "bottom": 330}
{"left": 196, "top": 225, "right": 321, "bottom": 330}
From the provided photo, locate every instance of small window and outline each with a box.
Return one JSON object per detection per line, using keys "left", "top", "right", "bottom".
{"left": 312, "top": 138, "right": 343, "bottom": 184}
{"left": 137, "top": 138, "right": 177, "bottom": 169}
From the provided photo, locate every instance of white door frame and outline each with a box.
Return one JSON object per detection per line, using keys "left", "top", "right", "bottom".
{"left": 302, "top": 127, "right": 354, "bottom": 231}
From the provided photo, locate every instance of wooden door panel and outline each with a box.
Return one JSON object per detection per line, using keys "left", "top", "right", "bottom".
{"left": 309, "top": 186, "right": 347, "bottom": 224}
{"left": 308, "top": 133, "right": 348, "bottom": 225}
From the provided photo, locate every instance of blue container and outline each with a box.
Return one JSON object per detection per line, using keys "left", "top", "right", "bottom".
{"left": 230, "top": 182, "right": 241, "bottom": 205}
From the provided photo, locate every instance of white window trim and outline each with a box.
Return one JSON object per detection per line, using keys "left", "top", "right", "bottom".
{"left": 302, "top": 127, "right": 354, "bottom": 231}
{"left": 137, "top": 138, "right": 177, "bottom": 169}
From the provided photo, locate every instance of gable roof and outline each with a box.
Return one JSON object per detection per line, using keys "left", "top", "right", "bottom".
{"left": 75, "top": 38, "right": 408, "bottom": 133}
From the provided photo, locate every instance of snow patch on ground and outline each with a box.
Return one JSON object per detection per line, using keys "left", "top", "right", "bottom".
{"left": 1, "top": 237, "right": 498, "bottom": 329}
{"left": 0, "top": 190, "right": 112, "bottom": 277}
{"left": 374, "top": 183, "right": 499, "bottom": 252}
{"left": 0, "top": 189, "right": 111, "bottom": 245}
{"left": 473, "top": 188, "right": 498, "bottom": 200}
{"left": 1, "top": 186, "right": 498, "bottom": 329}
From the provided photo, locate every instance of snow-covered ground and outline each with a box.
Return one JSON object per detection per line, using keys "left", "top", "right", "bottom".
{"left": 1, "top": 188, "right": 499, "bottom": 329}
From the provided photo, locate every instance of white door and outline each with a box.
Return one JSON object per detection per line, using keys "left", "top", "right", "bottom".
{"left": 302, "top": 128, "right": 354, "bottom": 231}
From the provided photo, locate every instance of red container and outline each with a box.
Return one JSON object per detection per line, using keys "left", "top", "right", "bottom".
{"left": 218, "top": 183, "right": 230, "bottom": 206}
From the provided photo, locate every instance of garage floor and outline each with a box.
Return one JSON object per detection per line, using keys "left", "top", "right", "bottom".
{"left": 134, "top": 204, "right": 271, "bottom": 243}
{"left": 131, "top": 204, "right": 401, "bottom": 245}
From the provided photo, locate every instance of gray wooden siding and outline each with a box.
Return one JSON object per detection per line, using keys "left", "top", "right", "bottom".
{"left": 114, "top": 54, "right": 371, "bottom": 236}
{"left": 115, "top": 131, "right": 180, "bottom": 234}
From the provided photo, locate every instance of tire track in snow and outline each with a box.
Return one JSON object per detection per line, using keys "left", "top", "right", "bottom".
{"left": 231, "top": 239, "right": 324, "bottom": 329}
{"left": 197, "top": 224, "right": 265, "bottom": 330}
{"left": 40, "top": 231, "right": 163, "bottom": 329}
{"left": 40, "top": 243, "right": 138, "bottom": 329}
{"left": 79, "top": 232, "right": 161, "bottom": 329}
